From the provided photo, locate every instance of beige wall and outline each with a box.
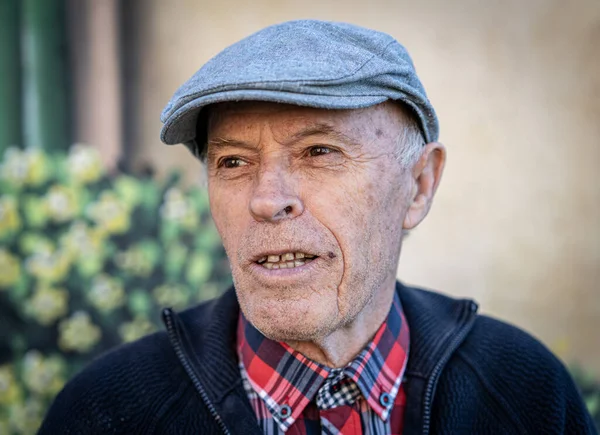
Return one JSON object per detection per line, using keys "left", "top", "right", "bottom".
{"left": 130, "top": 0, "right": 600, "bottom": 373}
{"left": 69, "top": 0, "right": 122, "bottom": 169}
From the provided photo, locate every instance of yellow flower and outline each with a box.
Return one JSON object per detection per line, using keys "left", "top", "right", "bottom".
{"left": 195, "top": 282, "right": 222, "bottom": 303}
{"left": 152, "top": 284, "right": 190, "bottom": 310}
{"left": 0, "top": 147, "right": 29, "bottom": 188}
{"left": 0, "top": 195, "right": 21, "bottom": 240}
{"left": 0, "top": 147, "right": 50, "bottom": 188}
{"left": 7, "top": 397, "right": 44, "bottom": 434}
{"left": 59, "top": 221, "right": 105, "bottom": 276}
{"left": 19, "top": 233, "right": 53, "bottom": 255}
{"left": 26, "top": 285, "right": 69, "bottom": 325}
{"left": 164, "top": 243, "right": 189, "bottom": 278}
{"left": 43, "top": 184, "right": 80, "bottom": 223}
{"left": 118, "top": 316, "right": 156, "bottom": 343}
{"left": 22, "top": 350, "right": 66, "bottom": 397}
{"left": 0, "top": 365, "right": 22, "bottom": 405}
{"left": 76, "top": 254, "right": 104, "bottom": 278}
{"left": 88, "top": 274, "right": 125, "bottom": 312}
{"left": 60, "top": 221, "right": 104, "bottom": 257}
{"left": 22, "top": 194, "right": 48, "bottom": 228}
{"left": 115, "top": 244, "right": 157, "bottom": 277}
{"left": 87, "top": 191, "right": 131, "bottom": 234}
{"left": 0, "top": 249, "right": 21, "bottom": 289}
{"left": 160, "top": 188, "right": 198, "bottom": 230}
{"left": 24, "top": 148, "right": 50, "bottom": 186}
{"left": 114, "top": 175, "right": 142, "bottom": 207}
{"left": 67, "top": 144, "right": 103, "bottom": 184}
{"left": 186, "top": 251, "right": 212, "bottom": 285}
{"left": 58, "top": 311, "right": 101, "bottom": 353}
{"left": 25, "top": 247, "right": 71, "bottom": 284}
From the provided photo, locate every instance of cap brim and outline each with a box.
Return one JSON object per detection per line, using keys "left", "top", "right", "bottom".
{"left": 160, "top": 89, "right": 388, "bottom": 146}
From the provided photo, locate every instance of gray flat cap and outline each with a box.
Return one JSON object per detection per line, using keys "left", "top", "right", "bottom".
{"left": 160, "top": 19, "right": 438, "bottom": 157}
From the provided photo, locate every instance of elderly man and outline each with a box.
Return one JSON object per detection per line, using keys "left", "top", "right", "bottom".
{"left": 40, "top": 20, "right": 595, "bottom": 434}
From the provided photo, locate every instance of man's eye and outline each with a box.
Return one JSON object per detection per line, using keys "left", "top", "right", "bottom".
{"left": 308, "top": 146, "right": 333, "bottom": 157}
{"left": 219, "top": 157, "right": 247, "bottom": 168}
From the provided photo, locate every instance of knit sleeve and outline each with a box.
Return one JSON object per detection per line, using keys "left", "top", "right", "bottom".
{"left": 38, "top": 358, "right": 128, "bottom": 434}
{"left": 454, "top": 315, "right": 597, "bottom": 434}
{"left": 38, "top": 331, "right": 185, "bottom": 434}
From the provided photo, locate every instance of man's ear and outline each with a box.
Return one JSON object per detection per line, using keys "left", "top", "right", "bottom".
{"left": 403, "top": 142, "right": 446, "bottom": 230}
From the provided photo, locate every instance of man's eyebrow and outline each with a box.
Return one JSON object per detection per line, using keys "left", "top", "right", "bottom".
{"left": 287, "top": 123, "right": 361, "bottom": 148}
{"left": 205, "top": 138, "right": 255, "bottom": 164}
{"left": 206, "top": 122, "right": 362, "bottom": 152}
{"left": 207, "top": 137, "right": 254, "bottom": 150}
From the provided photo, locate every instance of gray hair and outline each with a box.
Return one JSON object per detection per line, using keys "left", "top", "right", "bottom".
{"left": 394, "top": 118, "right": 426, "bottom": 169}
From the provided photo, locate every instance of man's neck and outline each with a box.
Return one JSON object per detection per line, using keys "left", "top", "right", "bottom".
{"left": 284, "top": 278, "right": 397, "bottom": 368}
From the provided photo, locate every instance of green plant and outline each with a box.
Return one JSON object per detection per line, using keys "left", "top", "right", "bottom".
{"left": 0, "top": 145, "right": 231, "bottom": 433}
{"left": 570, "top": 365, "right": 600, "bottom": 429}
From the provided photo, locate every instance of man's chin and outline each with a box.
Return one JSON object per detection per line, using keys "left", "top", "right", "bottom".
{"left": 257, "top": 325, "right": 316, "bottom": 343}
{"left": 245, "top": 303, "right": 336, "bottom": 343}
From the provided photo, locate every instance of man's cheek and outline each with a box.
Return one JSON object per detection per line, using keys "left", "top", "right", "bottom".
{"left": 210, "top": 212, "right": 236, "bottom": 260}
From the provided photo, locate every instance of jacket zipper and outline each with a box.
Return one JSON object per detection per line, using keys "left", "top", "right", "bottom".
{"left": 163, "top": 308, "right": 231, "bottom": 435}
{"left": 421, "top": 302, "right": 477, "bottom": 435}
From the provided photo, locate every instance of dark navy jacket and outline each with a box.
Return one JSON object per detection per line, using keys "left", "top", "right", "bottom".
{"left": 39, "top": 283, "right": 597, "bottom": 434}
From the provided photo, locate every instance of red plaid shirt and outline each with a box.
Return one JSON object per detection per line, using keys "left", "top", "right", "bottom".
{"left": 237, "top": 292, "right": 410, "bottom": 434}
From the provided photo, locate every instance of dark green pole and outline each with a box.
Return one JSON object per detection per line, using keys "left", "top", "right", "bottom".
{"left": 0, "top": 0, "right": 22, "bottom": 153}
{"left": 22, "top": 0, "right": 69, "bottom": 151}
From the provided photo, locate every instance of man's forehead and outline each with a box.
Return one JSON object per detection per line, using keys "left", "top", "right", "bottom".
{"left": 207, "top": 100, "right": 410, "bottom": 137}
{"left": 208, "top": 101, "right": 356, "bottom": 127}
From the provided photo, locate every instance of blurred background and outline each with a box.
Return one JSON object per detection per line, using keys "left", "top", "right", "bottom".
{"left": 0, "top": 0, "right": 598, "bottom": 432}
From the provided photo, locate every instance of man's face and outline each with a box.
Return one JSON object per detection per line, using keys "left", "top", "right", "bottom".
{"left": 206, "top": 101, "right": 415, "bottom": 342}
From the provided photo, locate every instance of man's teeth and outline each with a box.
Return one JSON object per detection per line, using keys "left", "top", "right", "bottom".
{"left": 257, "top": 252, "right": 316, "bottom": 269}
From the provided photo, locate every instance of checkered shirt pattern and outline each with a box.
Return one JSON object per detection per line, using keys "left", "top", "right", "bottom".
{"left": 238, "top": 292, "right": 410, "bottom": 434}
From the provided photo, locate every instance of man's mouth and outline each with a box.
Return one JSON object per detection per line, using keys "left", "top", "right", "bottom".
{"left": 256, "top": 252, "right": 318, "bottom": 270}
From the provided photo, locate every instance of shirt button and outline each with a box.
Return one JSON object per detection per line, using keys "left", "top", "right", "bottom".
{"left": 331, "top": 383, "right": 340, "bottom": 392}
{"left": 379, "top": 392, "right": 392, "bottom": 407}
{"left": 278, "top": 404, "right": 292, "bottom": 419}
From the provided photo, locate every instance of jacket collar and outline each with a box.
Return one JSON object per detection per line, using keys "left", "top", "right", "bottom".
{"left": 166, "top": 281, "right": 478, "bottom": 434}
{"left": 166, "top": 290, "right": 258, "bottom": 434}
{"left": 397, "top": 283, "right": 478, "bottom": 378}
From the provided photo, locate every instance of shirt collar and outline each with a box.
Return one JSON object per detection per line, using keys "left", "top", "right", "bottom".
{"left": 237, "top": 292, "right": 410, "bottom": 430}
{"left": 344, "top": 292, "right": 410, "bottom": 420}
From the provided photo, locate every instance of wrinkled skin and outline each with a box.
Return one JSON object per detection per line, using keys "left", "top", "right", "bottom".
{"left": 206, "top": 101, "right": 445, "bottom": 367}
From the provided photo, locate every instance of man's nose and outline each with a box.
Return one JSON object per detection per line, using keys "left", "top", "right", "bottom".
{"left": 249, "top": 166, "right": 304, "bottom": 222}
